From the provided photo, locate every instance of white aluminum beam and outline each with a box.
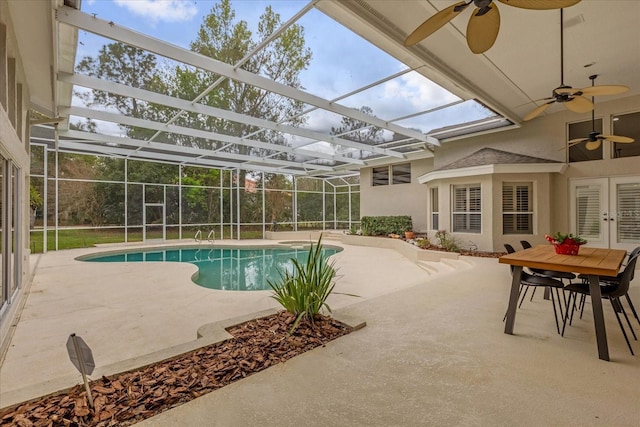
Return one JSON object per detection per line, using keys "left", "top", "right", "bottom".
{"left": 59, "top": 129, "right": 336, "bottom": 173}
{"left": 62, "top": 106, "right": 364, "bottom": 166}
{"left": 55, "top": 6, "right": 438, "bottom": 146}
{"left": 57, "top": 139, "right": 310, "bottom": 176}
{"left": 60, "top": 72, "right": 403, "bottom": 159}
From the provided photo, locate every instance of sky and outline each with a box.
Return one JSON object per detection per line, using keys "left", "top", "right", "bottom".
{"left": 76, "top": 0, "right": 494, "bottom": 140}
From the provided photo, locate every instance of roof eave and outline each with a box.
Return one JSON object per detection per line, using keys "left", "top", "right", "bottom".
{"left": 417, "top": 163, "right": 568, "bottom": 184}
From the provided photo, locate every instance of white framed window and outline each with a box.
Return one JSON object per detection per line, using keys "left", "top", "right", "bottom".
{"left": 372, "top": 163, "right": 411, "bottom": 186}
{"left": 372, "top": 166, "right": 389, "bottom": 186}
{"left": 568, "top": 118, "right": 603, "bottom": 162}
{"left": 430, "top": 187, "right": 439, "bottom": 230}
{"left": 502, "top": 182, "right": 533, "bottom": 234}
{"left": 452, "top": 184, "right": 481, "bottom": 233}
{"left": 612, "top": 111, "right": 640, "bottom": 159}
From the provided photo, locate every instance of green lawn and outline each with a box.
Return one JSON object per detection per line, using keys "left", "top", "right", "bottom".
{"left": 28, "top": 227, "right": 267, "bottom": 253}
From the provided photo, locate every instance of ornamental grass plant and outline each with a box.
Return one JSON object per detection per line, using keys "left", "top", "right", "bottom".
{"left": 268, "top": 234, "right": 353, "bottom": 333}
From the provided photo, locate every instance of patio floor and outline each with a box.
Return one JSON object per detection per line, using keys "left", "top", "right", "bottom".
{"left": 1, "top": 240, "right": 639, "bottom": 425}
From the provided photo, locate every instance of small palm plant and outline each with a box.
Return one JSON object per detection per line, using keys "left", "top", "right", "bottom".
{"left": 267, "top": 234, "right": 342, "bottom": 334}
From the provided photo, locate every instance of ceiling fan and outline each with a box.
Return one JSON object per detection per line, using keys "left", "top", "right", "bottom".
{"left": 523, "top": 9, "right": 629, "bottom": 121}
{"left": 567, "top": 74, "right": 634, "bottom": 151}
{"left": 404, "top": 0, "right": 582, "bottom": 54}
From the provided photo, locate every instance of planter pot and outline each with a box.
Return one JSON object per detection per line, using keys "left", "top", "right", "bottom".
{"left": 553, "top": 242, "right": 581, "bottom": 255}
{"left": 405, "top": 231, "right": 416, "bottom": 240}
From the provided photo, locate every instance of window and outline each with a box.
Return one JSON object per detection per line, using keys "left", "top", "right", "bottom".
{"left": 568, "top": 118, "right": 603, "bottom": 162}
{"left": 452, "top": 184, "right": 481, "bottom": 233}
{"left": 392, "top": 163, "right": 411, "bottom": 184}
{"left": 612, "top": 111, "right": 640, "bottom": 159}
{"left": 372, "top": 167, "right": 389, "bottom": 186}
{"left": 372, "top": 163, "right": 411, "bottom": 186}
{"left": 431, "top": 187, "right": 439, "bottom": 230}
{"left": 502, "top": 183, "right": 533, "bottom": 234}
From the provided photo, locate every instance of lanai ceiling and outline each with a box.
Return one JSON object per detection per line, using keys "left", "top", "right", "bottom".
{"left": 8, "top": 0, "right": 640, "bottom": 178}
{"left": 323, "top": 0, "right": 640, "bottom": 123}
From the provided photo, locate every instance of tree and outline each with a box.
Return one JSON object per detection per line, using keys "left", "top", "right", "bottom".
{"left": 330, "top": 106, "right": 384, "bottom": 158}
{"left": 76, "top": 42, "right": 167, "bottom": 140}
{"left": 168, "top": 0, "right": 312, "bottom": 157}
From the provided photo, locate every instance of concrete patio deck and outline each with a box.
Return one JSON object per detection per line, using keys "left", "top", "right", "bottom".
{"left": 1, "top": 240, "right": 639, "bottom": 425}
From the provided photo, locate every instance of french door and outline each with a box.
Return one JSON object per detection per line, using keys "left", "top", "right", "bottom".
{"left": 570, "top": 176, "right": 640, "bottom": 251}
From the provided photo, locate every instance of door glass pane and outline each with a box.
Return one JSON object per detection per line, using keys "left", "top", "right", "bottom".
{"left": 575, "top": 185, "right": 601, "bottom": 239}
{"left": 617, "top": 182, "right": 640, "bottom": 243}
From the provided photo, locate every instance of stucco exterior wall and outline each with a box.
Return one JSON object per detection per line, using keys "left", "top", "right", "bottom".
{"left": 360, "top": 158, "right": 434, "bottom": 232}
{"left": 359, "top": 95, "right": 640, "bottom": 252}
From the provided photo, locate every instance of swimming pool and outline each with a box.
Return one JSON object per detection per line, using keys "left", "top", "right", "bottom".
{"left": 77, "top": 245, "right": 342, "bottom": 291}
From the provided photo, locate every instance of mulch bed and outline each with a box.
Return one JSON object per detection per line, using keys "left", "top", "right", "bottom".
{"left": 0, "top": 311, "right": 352, "bottom": 427}
{"left": 414, "top": 243, "right": 505, "bottom": 258}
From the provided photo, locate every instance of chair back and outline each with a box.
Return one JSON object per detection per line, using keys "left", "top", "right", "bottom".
{"left": 628, "top": 246, "right": 640, "bottom": 281}
{"left": 607, "top": 254, "right": 639, "bottom": 298}
{"left": 520, "top": 240, "right": 532, "bottom": 250}
{"left": 504, "top": 244, "right": 516, "bottom": 275}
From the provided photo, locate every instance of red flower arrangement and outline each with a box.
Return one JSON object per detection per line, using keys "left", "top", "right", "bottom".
{"left": 545, "top": 232, "right": 587, "bottom": 255}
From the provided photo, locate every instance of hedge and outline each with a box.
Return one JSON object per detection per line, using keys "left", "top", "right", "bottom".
{"left": 360, "top": 215, "right": 412, "bottom": 236}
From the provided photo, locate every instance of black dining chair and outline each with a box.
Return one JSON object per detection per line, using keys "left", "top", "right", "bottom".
{"left": 520, "top": 240, "right": 574, "bottom": 308}
{"left": 576, "top": 246, "right": 640, "bottom": 327}
{"left": 503, "top": 244, "right": 566, "bottom": 334}
{"left": 562, "top": 254, "right": 639, "bottom": 355}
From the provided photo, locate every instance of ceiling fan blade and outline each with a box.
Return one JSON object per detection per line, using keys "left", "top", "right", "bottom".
{"left": 563, "top": 96, "right": 593, "bottom": 113}
{"left": 600, "top": 134, "right": 635, "bottom": 143}
{"left": 523, "top": 101, "right": 553, "bottom": 121}
{"left": 467, "top": 5, "right": 500, "bottom": 54}
{"left": 498, "top": 0, "right": 581, "bottom": 10}
{"left": 579, "top": 85, "right": 630, "bottom": 97}
{"left": 404, "top": 1, "right": 469, "bottom": 46}
{"left": 585, "top": 140, "right": 602, "bottom": 151}
{"left": 567, "top": 138, "right": 588, "bottom": 147}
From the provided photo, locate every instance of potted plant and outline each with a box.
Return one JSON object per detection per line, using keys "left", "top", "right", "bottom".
{"left": 545, "top": 232, "right": 588, "bottom": 255}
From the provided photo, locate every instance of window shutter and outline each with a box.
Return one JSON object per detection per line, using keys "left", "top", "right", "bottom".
{"left": 576, "top": 185, "right": 601, "bottom": 239}
{"left": 617, "top": 183, "right": 640, "bottom": 243}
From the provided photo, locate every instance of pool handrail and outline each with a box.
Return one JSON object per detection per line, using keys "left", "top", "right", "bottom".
{"left": 207, "top": 230, "right": 215, "bottom": 243}
{"left": 194, "top": 229, "right": 202, "bottom": 243}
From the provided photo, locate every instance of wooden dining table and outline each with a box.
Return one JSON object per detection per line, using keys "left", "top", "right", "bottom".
{"left": 499, "top": 245, "right": 627, "bottom": 361}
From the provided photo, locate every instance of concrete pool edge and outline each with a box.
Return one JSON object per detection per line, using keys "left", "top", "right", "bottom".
{"left": 0, "top": 307, "right": 366, "bottom": 409}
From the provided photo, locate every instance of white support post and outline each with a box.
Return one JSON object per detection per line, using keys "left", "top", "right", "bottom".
{"left": 54, "top": 125, "right": 59, "bottom": 251}
{"left": 236, "top": 169, "right": 240, "bottom": 240}
{"left": 322, "top": 179, "right": 326, "bottom": 231}
{"left": 178, "top": 165, "right": 182, "bottom": 240}
{"left": 43, "top": 148, "right": 48, "bottom": 254}
{"left": 261, "top": 172, "right": 266, "bottom": 238}
{"left": 124, "top": 159, "right": 128, "bottom": 243}
{"left": 293, "top": 176, "right": 297, "bottom": 232}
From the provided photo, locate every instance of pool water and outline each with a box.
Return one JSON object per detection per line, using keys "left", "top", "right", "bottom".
{"left": 78, "top": 246, "right": 342, "bottom": 291}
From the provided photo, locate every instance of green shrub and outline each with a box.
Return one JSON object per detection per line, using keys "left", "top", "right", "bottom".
{"left": 267, "top": 234, "right": 339, "bottom": 333}
{"left": 360, "top": 215, "right": 412, "bottom": 236}
{"left": 435, "top": 230, "right": 460, "bottom": 252}
{"left": 416, "top": 237, "right": 431, "bottom": 249}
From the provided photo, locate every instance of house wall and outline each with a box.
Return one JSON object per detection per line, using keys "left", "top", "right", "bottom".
{"left": 0, "top": 4, "right": 34, "bottom": 354}
{"left": 359, "top": 94, "right": 640, "bottom": 252}
{"left": 360, "top": 157, "right": 434, "bottom": 232}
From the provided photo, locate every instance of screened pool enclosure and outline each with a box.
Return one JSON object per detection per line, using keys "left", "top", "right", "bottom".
{"left": 29, "top": 135, "right": 359, "bottom": 253}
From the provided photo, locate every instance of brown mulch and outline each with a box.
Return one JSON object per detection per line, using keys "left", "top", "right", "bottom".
{"left": 415, "top": 243, "right": 505, "bottom": 258}
{"left": 0, "top": 311, "right": 352, "bottom": 427}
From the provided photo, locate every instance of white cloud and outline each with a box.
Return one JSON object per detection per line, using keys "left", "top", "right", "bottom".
{"left": 383, "top": 72, "right": 459, "bottom": 112}
{"left": 113, "top": 0, "right": 197, "bottom": 24}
